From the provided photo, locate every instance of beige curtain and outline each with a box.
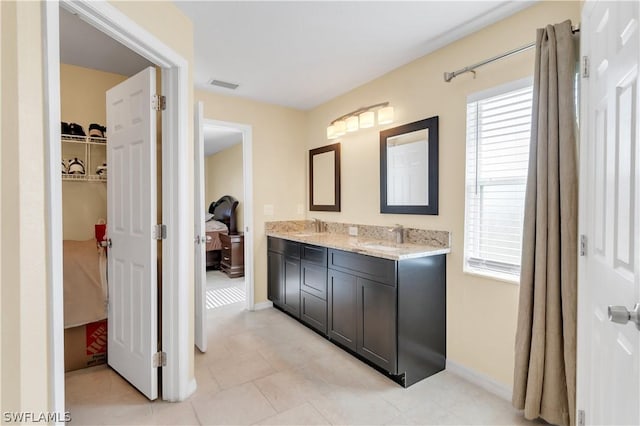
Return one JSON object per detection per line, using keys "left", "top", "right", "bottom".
{"left": 512, "top": 20, "right": 578, "bottom": 426}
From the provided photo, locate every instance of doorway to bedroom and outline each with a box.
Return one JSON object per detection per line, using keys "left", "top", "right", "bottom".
{"left": 202, "top": 123, "right": 247, "bottom": 310}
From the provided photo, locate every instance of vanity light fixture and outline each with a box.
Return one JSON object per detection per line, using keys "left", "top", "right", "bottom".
{"left": 359, "top": 111, "right": 375, "bottom": 128}
{"left": 346, "top": 116, "right": 359, "bottom": 132}
{"left": 327, "top": 102, "right": 394, "bottom": 139}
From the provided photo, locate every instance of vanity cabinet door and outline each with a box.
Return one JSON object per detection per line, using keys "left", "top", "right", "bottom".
{"left": 357, "top": 277, "right": 397, "bottom": 373}
{"left": 283, "top": 256, "right": 301, "bottom": 317}
{"left": 327, "top": 269, "right": 357, "bottom": 351}
{"left": 267, "top": 251, "right": 283, "bottom": 308}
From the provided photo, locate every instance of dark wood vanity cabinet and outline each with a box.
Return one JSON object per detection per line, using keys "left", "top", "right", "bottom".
{"left": 283, "top": 256, "right": 301, "bottom": 316}
{"left": 328, "top": 250, "right": 397, "bottom": 373}
{"left": 267, "top": 250, "right": 284, "bottom": 307}
{"left": 267, "top": 236, "right": 446, "bottom": 387}
{"left": 327, "top": 269, "right": 358, "bottom": 351}
{"left": 357, "top": 277, "right": 397, "bottom": 373}
{"left": 268, "top": 237, "right": 328, "bottom": 327}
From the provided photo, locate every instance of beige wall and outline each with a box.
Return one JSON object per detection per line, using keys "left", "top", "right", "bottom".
{"left": 205, "top": 143, "right": 245, "bottom": 232}
{"left": 195, "top": 91, "right": 307, "bottom": 303}
{"left": 60, "top": 64, "right": 127, "bottom": 240}
{"left": 1, "top": 0, "right": 49, "bottom": 414}
{"left": 0, "top": 0, "right": 194, "bottom": 414}
{"left": 306, "top": 1, "right": 581, "bottom": 388}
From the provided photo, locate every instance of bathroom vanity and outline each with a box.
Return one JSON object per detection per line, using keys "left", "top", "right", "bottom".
{"left": 266, "top": 230, "right": 449, "bottom": 387}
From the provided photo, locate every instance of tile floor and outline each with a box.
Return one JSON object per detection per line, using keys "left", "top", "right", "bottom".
{"left": 206, "top": 270, "right": 246, "bottom": 309}
{"left": 66, "top": 284, "right": 540, "bottom": 425}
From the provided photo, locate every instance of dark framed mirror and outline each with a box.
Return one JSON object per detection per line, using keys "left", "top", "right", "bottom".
{"left": 380, "top": 116, "right": 438, "bottom": 215}
{"left": 310, "top": 143, "right": 341, "bottom": 212}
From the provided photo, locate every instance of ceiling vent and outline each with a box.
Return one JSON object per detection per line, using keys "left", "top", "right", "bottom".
{"left": 208, "top": 79, "right": 239, "bottom": 90}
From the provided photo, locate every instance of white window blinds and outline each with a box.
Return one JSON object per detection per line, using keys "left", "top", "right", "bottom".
{"left": 464, "top": 80, "right": 533, "bottom": 281}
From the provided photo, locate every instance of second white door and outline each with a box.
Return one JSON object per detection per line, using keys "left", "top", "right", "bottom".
{"left": 106, "top": 66, "right": 159, "bottom": 400}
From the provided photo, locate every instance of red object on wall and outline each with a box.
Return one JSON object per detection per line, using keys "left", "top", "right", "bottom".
{"left": 95, "top": 221, "right": 106, "bottom": 242}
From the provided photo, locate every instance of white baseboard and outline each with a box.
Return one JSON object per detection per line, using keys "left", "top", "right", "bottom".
{"left": 253, "top": 301, "right": 273, "bottom": 311}
{"left": 446, "top": 360, "right": 513, "bottom": 402}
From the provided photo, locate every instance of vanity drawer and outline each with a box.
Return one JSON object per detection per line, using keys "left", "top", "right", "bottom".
{"left": 301, "top": 244, "right": 327, "bottom": 265}
{"left": 268, "top": 237, "right": 300, "bottom": 258}
{"left": 328, "top": 249, "right": 397, "bottom": 287}
{"left": 301, "top": 261, "right": 327, "bottom": 300}
{"left": 300, "top": 291, "right": 327, "bottom": 335}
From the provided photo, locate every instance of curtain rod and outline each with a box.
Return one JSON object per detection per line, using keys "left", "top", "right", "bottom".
{"left": 444, "top": 26, "right": 580, "bottom": 82}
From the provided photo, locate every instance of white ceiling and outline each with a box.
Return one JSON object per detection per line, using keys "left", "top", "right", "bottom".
{"left": 59, "top": 2, "right": 540, "bottom": 155}
{"left": 204, "top": 126, "right": 243, "bottom": 156}
{"left": 175, "top": 1, "right": 536, "bottom": 110}
{"left": 59, "top": 8, "right": 153, "bottom": 77}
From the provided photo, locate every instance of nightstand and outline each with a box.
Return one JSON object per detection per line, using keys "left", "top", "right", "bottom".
{"left": 220, "top": 233, "right": 244, "bottom": 278}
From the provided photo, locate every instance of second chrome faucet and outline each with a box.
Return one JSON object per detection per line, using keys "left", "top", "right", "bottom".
{"left": 390, "top": 224, "right": 404, "bottom": 244}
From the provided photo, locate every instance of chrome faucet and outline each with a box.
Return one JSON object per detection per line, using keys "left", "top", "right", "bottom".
{"left": 390, "top": 224, "right": 404, "bottom": 244}
{"left": 312, "top": 218, "right": 324, "bottom": 233}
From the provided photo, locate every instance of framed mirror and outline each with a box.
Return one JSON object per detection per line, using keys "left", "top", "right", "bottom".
{"left": 380, "top": 116, "right": 438, "bottom": 215}
{"left": 310, "top": 143, "right": 341, "bottom": 211}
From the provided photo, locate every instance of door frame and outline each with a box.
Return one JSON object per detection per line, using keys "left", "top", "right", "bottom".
{"left": 201, "top": 117, "right": 255, "bottom": 311}
{"left": 43, "top": 0, "right": 194, "bottom": 414}
{"left": 576, "top": 0, "right": 594, "bottom": 417}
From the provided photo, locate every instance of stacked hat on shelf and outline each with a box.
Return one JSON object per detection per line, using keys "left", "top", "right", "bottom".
{"left": 61, "top": 122, "right": 107, "bottom": 177}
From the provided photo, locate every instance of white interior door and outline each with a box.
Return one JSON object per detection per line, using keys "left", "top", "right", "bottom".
{"left": 106, "top": 67, "right": 158, "bottom": 400}
{"left": 578, "top": 1, "right": 639, "bottom": 424}
{"left": 194, "top": 102, "right": 207, "bottom": 352}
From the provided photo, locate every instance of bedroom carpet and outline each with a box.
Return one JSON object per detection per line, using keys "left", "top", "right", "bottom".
{"left": 65, "top": 303, "right": 543, "bottom": 425}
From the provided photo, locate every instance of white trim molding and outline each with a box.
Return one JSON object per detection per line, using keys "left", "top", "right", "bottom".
{"left": 202, "top": 118, "right": 254, "bottom": 312}
{"left": 446, "top": 360, "right": 513, "bottom": 402}
{"left": 42, "top": 2, "right": 65, "bottom": 420}
{"left": 45, "top": 0, "right": 193, "bottom": 406}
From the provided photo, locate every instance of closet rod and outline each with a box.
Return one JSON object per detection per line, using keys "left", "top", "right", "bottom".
{"left": 444, "top": 25, "right": 580, "bottom": 82}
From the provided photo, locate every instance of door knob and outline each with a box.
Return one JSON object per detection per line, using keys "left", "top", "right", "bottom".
{"left": 100, "top": 239, "right": 112, "bottom": 248}
{"left": 608, "top": 304, "right": 640, "bottom": 330}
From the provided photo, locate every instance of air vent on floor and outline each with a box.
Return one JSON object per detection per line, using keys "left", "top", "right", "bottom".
{"left": 208, "top": 79, "right": 239, "bottom": 90}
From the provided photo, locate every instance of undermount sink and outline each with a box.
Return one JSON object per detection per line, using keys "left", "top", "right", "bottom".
{"left": 358, "top": 242, "right": 400, "bottom": 252}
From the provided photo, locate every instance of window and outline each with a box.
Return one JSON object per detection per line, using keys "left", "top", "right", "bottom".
{"left": 464, "top": 78, "right": 533, "bottom": 282}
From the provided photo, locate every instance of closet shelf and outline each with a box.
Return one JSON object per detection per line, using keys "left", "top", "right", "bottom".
{"left": 61, "top": 135, "right": 107, "bottom": 182}
{"left": 62, "top": 174, "right": 106, "bottom": 182}
{"left": 62, "top": 134, "right": 107, "bottom": 145}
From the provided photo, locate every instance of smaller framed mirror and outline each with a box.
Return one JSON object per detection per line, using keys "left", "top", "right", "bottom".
{"left": 310, "top": 143, "right": 341, "bottom": 212}
{"left": 380, "top": 116, "right": 438, "bottom": 215}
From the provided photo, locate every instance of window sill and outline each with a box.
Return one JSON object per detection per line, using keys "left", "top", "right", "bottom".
{"left": 463, "top": 267, "right": 520, "bottom": 285}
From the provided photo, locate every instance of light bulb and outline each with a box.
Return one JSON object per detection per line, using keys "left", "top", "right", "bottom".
{"left": 359, "top": 111, "right": 375, "bottom": 128}
{"left": 377, "top": 106, "right": 394, "bottom": 125}
{"left": 327, "top": 125, "right": 337, "bottom": 140}
{"left": 346, "top": 116, "right": 359, "bottom": 132}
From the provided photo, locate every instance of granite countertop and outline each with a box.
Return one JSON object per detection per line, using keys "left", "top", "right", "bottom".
{"left": 266, "top": 230, "right": 450, "bottom": 261}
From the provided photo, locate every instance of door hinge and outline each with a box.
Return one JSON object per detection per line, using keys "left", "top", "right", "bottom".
{"left": 152, "top": 351, "right": 167, "bottom": 368}
{"left": 582, "top": 56, "right": 589, "bottom": 78}
{"left": 578, "top": 409, "right": 585, "bottom": 426}
{"left": 152, "top": 94, "right": 166, "bottom": 111}
{"left": 154, "top": 224, "right": 167, "bottom": 240}
{"left": 580, "top": 234, "right": 587, "bottom": 256}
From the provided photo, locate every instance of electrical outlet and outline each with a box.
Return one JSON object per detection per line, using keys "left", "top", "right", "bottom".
{"left": 263, "top": 204, "right": 274, "bottom": 216}
{"left": 348, "top": 226, "right": 358, "bottom": 236}
{"left": 296, "top": 204, "right": 304, "bottom": 214}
